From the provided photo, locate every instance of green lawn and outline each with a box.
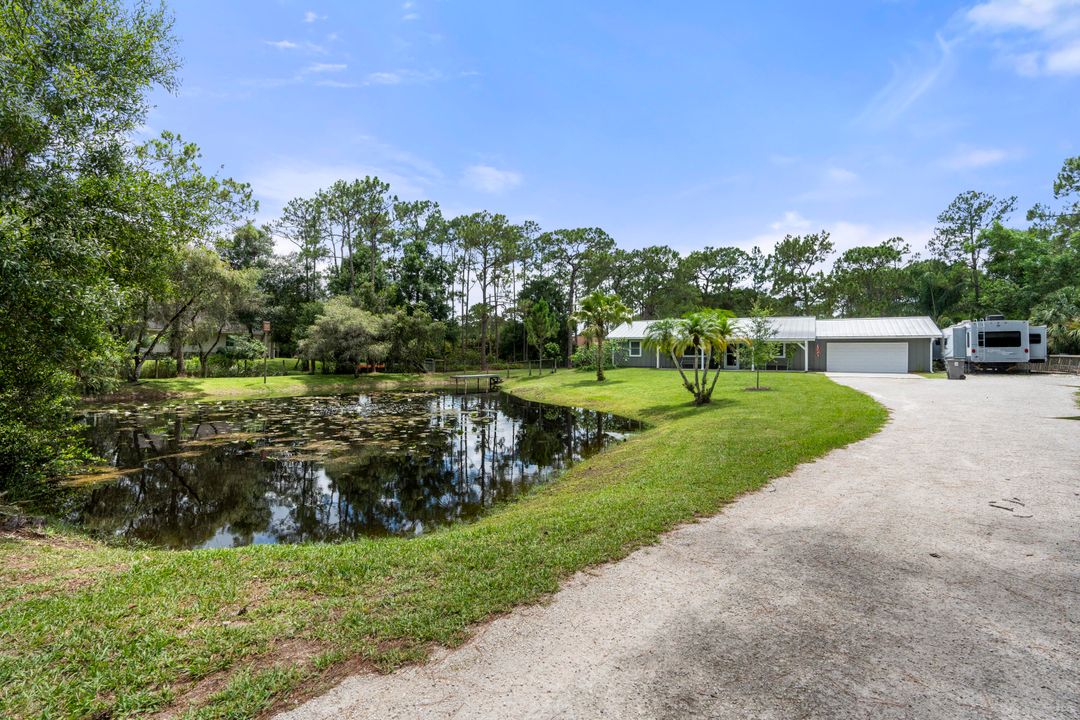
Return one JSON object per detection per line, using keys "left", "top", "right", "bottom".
{"left": 1, "top": 369, "right": 886, "bottom": 719}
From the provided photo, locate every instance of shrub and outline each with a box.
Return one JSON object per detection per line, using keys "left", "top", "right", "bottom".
{"left": 571, "top": 340, "right": 626, "bottom": 371}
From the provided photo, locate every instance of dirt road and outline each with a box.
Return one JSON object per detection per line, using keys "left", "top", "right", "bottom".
{"left": 278, "top": 374, "right": 1080, "bottom": 720}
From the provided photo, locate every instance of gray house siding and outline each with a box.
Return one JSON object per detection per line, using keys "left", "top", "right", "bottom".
{"left": 808, "top": 338, "right": 932, "bottom": 372}
{"left": 613, "top": 340, "right": 810, "bottom": 371}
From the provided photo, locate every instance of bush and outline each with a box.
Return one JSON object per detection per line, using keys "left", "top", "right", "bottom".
{"left": 75, "top": 345, "right": 125, "bottom": 396}
{"left": 571, "top": 340, "right": 627, "bottom": 371}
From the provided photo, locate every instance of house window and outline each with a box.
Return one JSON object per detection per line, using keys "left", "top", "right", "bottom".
{"left": 774, "top": 342, "right": 786, "bottom": 359}
{"left": 627, "top": 340, "right": 641, "bottom": 357}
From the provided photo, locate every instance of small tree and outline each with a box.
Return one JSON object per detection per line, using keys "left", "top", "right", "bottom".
{"left": 740, "top": 303, "right": 780, "bottom": 390}
{"left": 543, "top": 342, "right": 561, "bottom": 373}
{"left": 573, "top": 291, "right": 632, "bottom": 381}
{"left": 644, "top": 311, "right": 736, "bottom": 405}
{"left": 298, "top": 297, "right": 388, "bottom": 375}
{"left": 223, "top": 336, "right": 265, "bottom": 375}
{"left": 524, "top": 299, "right": 559, "bottom": 374}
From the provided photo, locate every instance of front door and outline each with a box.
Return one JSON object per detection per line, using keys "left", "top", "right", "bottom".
{"left": 725, "top": 346, "right": 739, "bottom": 369}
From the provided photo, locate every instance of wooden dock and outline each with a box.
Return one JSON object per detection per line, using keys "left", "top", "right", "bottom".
{"left": 450, "top": 373, "right": 503, "bottom": 394}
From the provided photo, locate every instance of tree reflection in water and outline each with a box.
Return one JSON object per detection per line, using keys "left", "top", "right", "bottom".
{"left": 66, "top": 392, "right": 640, "bottom": 549}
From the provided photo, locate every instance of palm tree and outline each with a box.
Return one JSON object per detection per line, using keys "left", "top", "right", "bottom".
{"left": 644, "top": 318, "right": 694, "bottom": 393}
{"left": 645, "top": 311, "right": 738, "bottom": 405}
{"left": 573, "top": 291, "right": 632, "bottom": 381}
{"left": 1031, "top": 289, "right": 1080, "bottom": 354}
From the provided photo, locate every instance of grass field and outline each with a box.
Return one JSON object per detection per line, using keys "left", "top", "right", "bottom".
{"left": 1, "top": 369, "right": 886, "bottom": 719}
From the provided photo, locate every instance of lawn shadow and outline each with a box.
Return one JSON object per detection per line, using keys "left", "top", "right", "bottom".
{"left": 563, "top": 374, "right": 633, "bottom": 389}
{"left": 638, "top": 396, "right": 739, "bottom": 421}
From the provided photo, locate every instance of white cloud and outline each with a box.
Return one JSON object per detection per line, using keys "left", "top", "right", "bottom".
{"left": 366, "top": 71, "right": 403, "bottom": 85}
{"left": 305, "top": 62, "right": 346, "bottom": 73}
{"left": 1046, "top": 41, "right": 1080, "bottom": 72}
{"left": 363, "top": 69, "right": 442, "bottom": 85}
{"left": 303, "top": 10, "right": 326, "bottom": 23}
{"left": 315, "top": 79, "right": 359, "bottom": 88}
{"left": 794, "top": 166, "right": 866, "bottom": 202}
{"left": 966, "top": 0, "right": 1074, "bottom": 32}
{"left": 826, "top": 221, "right": 933, "bottom": 257}
{"left": 856, "top": 34, "right": 954, "bottom": 127}
{"left": 941, "top": 146, "right": 1012, "bottom": 169}
{"left": 462, "top": 165, "right": 522, "bottom": 193}
{"left": 264, "top": 39, "right": 326, "bottom": 54}
{"left": 965, "top": 0, "right": 1080, "bottom": 75}
{"left": 769, "top": 211, "right": 813, "bottom": 232}
{"left": 738, "top": 213, "right": 932, "bottom": 260}
{"left": 403, "top": 12, "right": 420, "bottom": 20}
{"left": 825, "top": 166, "right": 859, "bottom": 184}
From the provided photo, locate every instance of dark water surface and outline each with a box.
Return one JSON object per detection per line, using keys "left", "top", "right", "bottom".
{"left": 62, "top": 391, "right": 639, "bottom": 549}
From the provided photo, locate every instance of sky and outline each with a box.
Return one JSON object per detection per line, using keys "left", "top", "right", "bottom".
{"left": 144, "top": 0, "right": 1080, "bottom": 258}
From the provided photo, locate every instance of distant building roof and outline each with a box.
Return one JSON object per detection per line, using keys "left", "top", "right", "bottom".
{"left": 816, "top": 316, "right": 941, "bottom": 339}
{"left": 608, "top": 315, "right": 940, "bottom": 341}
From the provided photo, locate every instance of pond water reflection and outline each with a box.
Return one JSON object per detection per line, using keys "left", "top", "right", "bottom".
{"left": 65, "top": 391, "right": 640, "bottom": 549}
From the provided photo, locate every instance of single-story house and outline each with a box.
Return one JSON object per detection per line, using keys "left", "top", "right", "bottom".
{"left": 607, "top": 316, "right": 941, "bottom": 374}
{"left": 133, "top": 322, "right": 262, "bottom": 357}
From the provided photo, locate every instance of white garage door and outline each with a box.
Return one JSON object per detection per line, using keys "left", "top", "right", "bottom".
{"left": 826, "top": 342, "right": 908, "bottom": 373}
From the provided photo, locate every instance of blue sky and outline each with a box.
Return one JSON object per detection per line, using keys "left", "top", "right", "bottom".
{"left": 145, "top": 0, "right": 1080, "bottom": 257}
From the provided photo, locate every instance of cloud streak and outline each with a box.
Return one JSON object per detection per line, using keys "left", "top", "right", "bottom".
{"left": 363, "top": 69, "right": 443, "bottom": 86}
{"left": 941, "top": 146, "right": 1013, "bottom": 170}
{"left": 462, "top": 165, "right": 522, "bottom": 193}
{"left": 856, "top": 34, "right": 954, "bottom": 127}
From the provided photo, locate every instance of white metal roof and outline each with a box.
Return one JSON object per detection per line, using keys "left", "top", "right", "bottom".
{"left": 608, "top": 321, "right": 656, "bottom": 340}
{"left": 816, "top": 316, "right": 941, "bottom": 339}
{"left": 609, "top": 315, "right": 940, "bottom": 341}
{"left": 731, "top": 316, "right": 816, "bottom": 341}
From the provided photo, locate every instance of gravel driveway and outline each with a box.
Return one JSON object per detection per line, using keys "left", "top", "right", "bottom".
{"left": 278, "top": 374, "right": 1080, "bottom": 720}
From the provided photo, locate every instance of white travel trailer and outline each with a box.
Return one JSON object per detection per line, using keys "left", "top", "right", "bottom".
{"left": 942, "top": 316, "right": 1038, "bottom": 370}
{"left": 1029, "top": 325, "right": 1048, "bottom": 364}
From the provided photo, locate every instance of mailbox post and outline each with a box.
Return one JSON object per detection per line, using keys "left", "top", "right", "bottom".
{"left": 262, "top": 320, "right": 271, "bottom": 384}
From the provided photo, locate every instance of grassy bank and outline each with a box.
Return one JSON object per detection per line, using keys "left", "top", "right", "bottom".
{"left": 1, "top": 369, "right": 886, "bottom": 719}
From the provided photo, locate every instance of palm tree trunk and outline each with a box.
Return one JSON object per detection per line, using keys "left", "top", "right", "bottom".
{"left": 595, "top": 336, "right": 604, "bottom": 381}
{"left": 700, "top": 351, "right": 713, "bottom": 400}
{"left": 693, "top": 346, "right": 701, "bottom": 401}
{"left": 670, "top": 351, "right": 693, "bottom": 392}
{"left": 706, "top": 347, "right": 726, "bottom": 398}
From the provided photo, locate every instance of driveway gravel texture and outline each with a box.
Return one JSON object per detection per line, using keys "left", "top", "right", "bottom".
{"left": 277, "top": 374, "right": 1080, "bottom": 720}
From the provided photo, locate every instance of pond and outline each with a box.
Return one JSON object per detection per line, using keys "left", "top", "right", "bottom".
{"left": 59, "top": 391, "right": 640, "bottom": 549}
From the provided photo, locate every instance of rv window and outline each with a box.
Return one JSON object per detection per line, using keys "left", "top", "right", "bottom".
{"left": 1029, "top": 333, "right": 1042, "bottom": 345}
{"left": 980, "top": 331, "right": 1022, "bottom": 348}
{"left": 627, "top": 340, "right": 641, "bottom": 357}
